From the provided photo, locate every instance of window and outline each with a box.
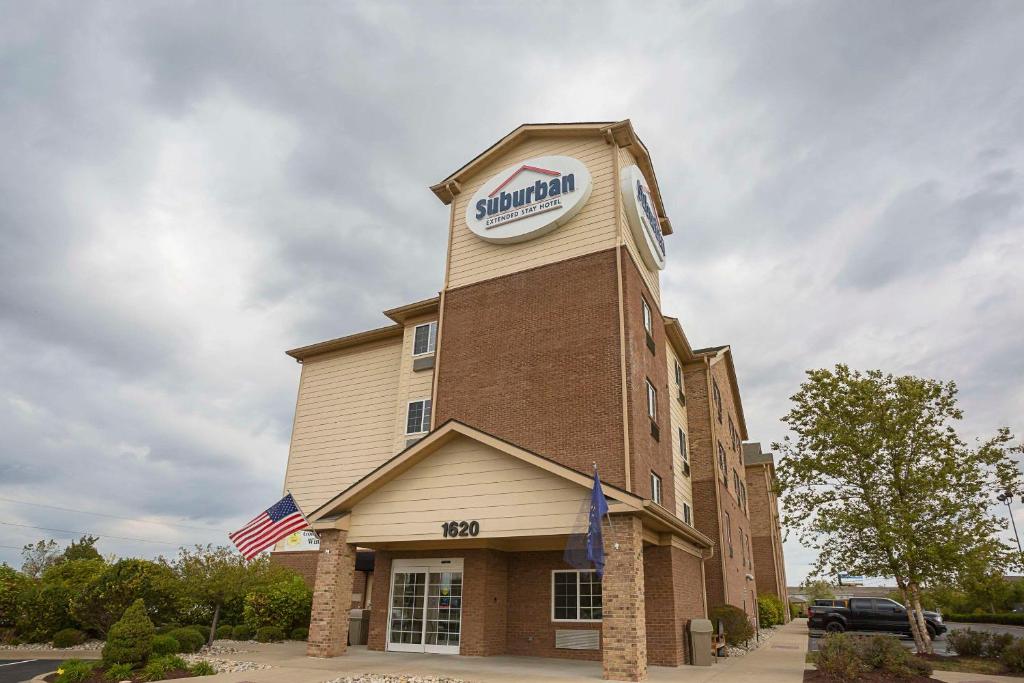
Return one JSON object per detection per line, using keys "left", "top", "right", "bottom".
{"left": 741, "top": 530, "right": 747, "bottom": 566}
{"left": 674, "top": 359, "right": 682, "bottom": 387}
{"left": 412, "top": 321, "right": 437, "bottom": 356}
{"left": 645, "top": 380, "right": 657, "bottom": 421}
{"left": 712, "top": 379, "right": 723, "bottom": 423}
{"left": 683, "top": 502, "right": 692, "bottom": 526}
{"left": 718, "top": 443, "right": 728, "bottom": 486}
{"left": 725, "top": 511, "right": 733, "bottom": 557}
{"left": 552, "top": 570, "right": 602, "bottom": 621}
{"left": 651, "top": 472, "right": 662, "bottom": 505}
{"left": 642, "top": 298, "right": 652, "bottom": 335}
{"left": 405, "top": 399, "right": 431, "bottom": 434}
{"left": 678, "top": 428, "right": 689, "bottom": 476}
{"left": 739, "top": 482, "right": 747, "bottom": 512}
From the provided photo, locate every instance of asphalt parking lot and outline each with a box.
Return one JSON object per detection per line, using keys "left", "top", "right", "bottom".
{"left": 0, "top": 659, "right": 58, "bottom": 683}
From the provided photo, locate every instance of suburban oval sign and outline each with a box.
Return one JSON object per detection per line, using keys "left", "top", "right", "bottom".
{"left": 620, "top": 164, "right": 667, "bottom": 270}
{"left": 465, "top": 155, "right": 593, "bottom": 244}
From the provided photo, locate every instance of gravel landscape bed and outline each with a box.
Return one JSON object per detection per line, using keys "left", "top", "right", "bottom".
{"left": 0, "top": 639, "right": 104, "bottom": 651}
{"left": 725, "top": 625, "right": 778, "bottom": 657}
{"left": 322, "top": 676, "right": 470, "bottom": 683}
{"left": 181, "top": 654, "right": 272, "bottom": 674}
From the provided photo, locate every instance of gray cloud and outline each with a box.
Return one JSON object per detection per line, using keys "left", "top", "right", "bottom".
{"left": 1, "top": 0, "right": 1022, "bottom": 580}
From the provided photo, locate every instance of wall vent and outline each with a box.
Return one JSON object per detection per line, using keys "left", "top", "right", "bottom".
{"left": 555, "top": 629, "right": 600, "bottom": 650}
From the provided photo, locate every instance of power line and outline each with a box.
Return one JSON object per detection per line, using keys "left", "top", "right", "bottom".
{"left": 0, "top": 496, "right": 228, "bottom": 533}
{"left": 0, "top": 521, "right": 201, "bottom": 547}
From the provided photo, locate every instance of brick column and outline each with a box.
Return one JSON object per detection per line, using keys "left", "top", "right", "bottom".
{"left": 602, "top": 515, "right": 647, "bottom": 681}
{"left": 307, "top": 528, "right": 356, "bottom": 657}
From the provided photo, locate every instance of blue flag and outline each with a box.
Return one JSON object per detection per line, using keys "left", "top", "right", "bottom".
{"left": 564, "top": 467, "right": 610, "bottom": 577}
{"left": 586, "top": 468, "right": 610, "bottom": 577}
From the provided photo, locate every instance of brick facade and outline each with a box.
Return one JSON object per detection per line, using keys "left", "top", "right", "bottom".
{"left": 602, "top": 515, "right": 647, "bottom": 681}
{"left": 307, "top": 529, "right": 356, "bottom": 657}
{"left": 745, "top": 455, "right": 790, "bottom": 620}
{"left": 434, "top": 249, "right": 628, "bottom": 489}
{"left": 643, "top": 544, "right": 707, "bottom": 666}
{"left": 683, "top": 356, "right": 757, "bottom": 619}
{"left": 620, "top": 249, "right": 675, "bottom": 512}
{"left": 272, "top": 551, "right": 370, "bottom": 609}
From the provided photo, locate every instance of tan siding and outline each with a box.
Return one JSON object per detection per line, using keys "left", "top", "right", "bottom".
{"left": 392, "top": 313, "right": 437, "bottom": 454}
{"left": 346, "top": 435, "right": 590, "bottom": 543}
{"left": 446, "top": 136, "right": 618, "bottom": 290}
{"left": 666, "top": 347, "right": 693, "bottom": 521}
{"left": 282, "top": 339, "right": 402, "bottom": 514}
{"left": 617, "top": 146, "right": 661, "bottom": 305}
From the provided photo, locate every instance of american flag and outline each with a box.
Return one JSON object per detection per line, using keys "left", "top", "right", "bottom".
{"left": 229, "top": 493, "right": 310, "bottom": 560}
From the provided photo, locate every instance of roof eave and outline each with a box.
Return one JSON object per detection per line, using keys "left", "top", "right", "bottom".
{"left": 285, "top": 324, "right": 402, "bottom": 362}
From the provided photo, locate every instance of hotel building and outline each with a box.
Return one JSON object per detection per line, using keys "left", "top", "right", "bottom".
{"left": 271, "top": 121, "right": 786, "bottom": 680}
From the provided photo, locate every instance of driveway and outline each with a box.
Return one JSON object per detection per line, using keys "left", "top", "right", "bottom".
{"left": 0, "top": 660, "right": 58, "bottom": 683}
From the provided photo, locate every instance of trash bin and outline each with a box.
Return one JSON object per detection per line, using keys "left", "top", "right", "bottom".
{"left": 689, "top": 618, "right": 714, "bottom": 666}
{"left": 348, "top": 608, "right": 369, "bottom": 645}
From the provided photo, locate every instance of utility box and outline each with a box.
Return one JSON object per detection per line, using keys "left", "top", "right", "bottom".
{"left": 348, "top": 608, "right": 370, "bottom": 645}
{"left": 689, "top": 618, "right": 714, "bottom": 666}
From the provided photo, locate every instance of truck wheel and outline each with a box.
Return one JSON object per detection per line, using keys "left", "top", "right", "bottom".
{"left": 927, "top": 624, "right": 936, "bottom": 639}
{"left": 825, "top": 622, "right": 845, "bottom": 633}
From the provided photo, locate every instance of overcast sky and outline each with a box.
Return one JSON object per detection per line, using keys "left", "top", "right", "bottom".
{"left": 2, "top": 1, "right": 1022, "bottom": 584}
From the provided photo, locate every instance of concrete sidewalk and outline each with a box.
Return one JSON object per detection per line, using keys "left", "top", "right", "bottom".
{"left": 145, "top": 619, "right": 811, "bottom": 683}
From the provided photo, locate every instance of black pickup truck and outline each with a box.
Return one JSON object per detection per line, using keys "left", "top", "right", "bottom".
{"left": 807, "top": 597, "right": 947, "bottom": 638}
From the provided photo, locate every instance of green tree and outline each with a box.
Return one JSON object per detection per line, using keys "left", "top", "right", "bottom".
{"left": 21, "top": 540, "right": 62, "bottom": 578}
{"left": 0, "top": 565, "right": 29, "bottom": 628}
{"left": 775, "top": 365, "right": 1022, "bottom": 654}
{"left": 62, "top": 536, "right": 101, "bottom": 563}
{"left": 71, "top": 559, "right": 179, "bottom": 635}
{"left": 802, "top": 578, "right": 836, "bottom": 602}
{"left": 168, "top": 545, "right": 254, "bottom": 646}
{"left": 101, "top": 599, "right": 154, "bottom": 667}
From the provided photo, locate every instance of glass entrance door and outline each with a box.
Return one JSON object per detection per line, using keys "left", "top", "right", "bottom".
{"left": 387, "top": 559, "right": 463, "bottom": 655}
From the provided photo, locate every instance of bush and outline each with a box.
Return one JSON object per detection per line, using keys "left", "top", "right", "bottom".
{"left": 710, "top": 604, "right": 755, "bottom": 646}
{"left": 948, "top": 628, "right": 988, "bottom": 657}
{"left": 0, "top": 565, "right": 30, "bottom": 628}
{"left": 168, "top": 627, "right": 204, "bottom": 653}
{"left": 154, "top": 622, "right": 179, "bottom": 635}
{"left": 52, "top": 628, "right": 86, "bottom": 647}
{"left": 190, "top": 661, "right": 217, "bottom": 676}
{"left": 1003, "top": 639, "right": 1024, "bottom": 673}
{"left": 141, "top": 654, "right": 188, "bottom": 681}
{"left": 187, "top": 624, "right": 209, "bottom": 638}
{"left": 232, "top": 624, "right": 253, "bottom": 640}
{"left": 104, "top": 663, "right": 133, "bottom": 681}
{"left": 857, "top": 635, "right": 932, "bottom": 678}
{"left": 55, "top": 659, "right": 97, "bottom": 683}
{"left": 985, "top": 632, "right": 1016, "bottom": 658}
{"left": 945, "top": 612, "right": 1024, "bottom": 626}
{"left": 102, "top": 599, "right": 154, "bottom": 668}
{"left": 16, "top": 582, "right": 73, "bottom": 642}
{"left": 151, "top": 633, "right": 181, "bottom": 656}
{"left": 255, "top": 626, "right": 285, "bottom": 642}
{"left": 290, "top": 626, "right": 308, "bottom": 641}
{"left": 816, "top": 633, "right": 865, "bottom": 682}
{"left": 215, "top": 624, "right": 234, "bottom": 639}
{"left": 71, "top": 559, "right": 180, "bottom": 636}
{"left": 758, "top": 594, "right": 785, "bottom": 628}
{"left": 243, "top": 575, "right": 312, "bottom": 633}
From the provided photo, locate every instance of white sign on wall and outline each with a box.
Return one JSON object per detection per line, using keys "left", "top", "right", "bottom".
{"left": 275, "top": 529, "right": 320, "bottom": 552}
{"left": 465, "top": 155, "right": 593, "bottom": 244}
{"left": 620, "top": 165, "right": 667, "bottom": 270}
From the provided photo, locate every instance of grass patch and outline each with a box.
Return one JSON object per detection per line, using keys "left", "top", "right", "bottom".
{"left": 921, "top": 655, "right": 1010, "bottom": 675}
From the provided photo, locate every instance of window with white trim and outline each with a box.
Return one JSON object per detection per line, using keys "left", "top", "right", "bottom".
{"left": 651, "top": 472, "right": 662, "bottom": 505}
{"left": 552, "top": 570, "right": 602, "bottom": 621}
{"left": 642, "top": 298, "right": 653, "bottom": 335}
{"left": 646, "top": 380, "right": 657, "bottom": 421}
{"left": 412, "top": 321, "right": 437, "bottom": 356}
{"left": 683, "top": 502, "right": 692, "bottom": 526}
{"left": 718, "top": 442, "right": 728, "bottom": 486}
{"left": 405, "top": 399, "right": 431, "bottom": 434}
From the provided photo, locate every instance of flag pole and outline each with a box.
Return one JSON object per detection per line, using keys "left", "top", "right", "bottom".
{"left": 287, "top": 489, "right": 320, "bottom": 541}
{"left": 593, "top": 462, "right": 614, "bottom": 531}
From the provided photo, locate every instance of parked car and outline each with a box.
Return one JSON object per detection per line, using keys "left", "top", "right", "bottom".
{"left": 808, "top": 597, "right": 947, "bottom": 638}
{"left": 813, "top": 599, "right": 848, "bottom": 607}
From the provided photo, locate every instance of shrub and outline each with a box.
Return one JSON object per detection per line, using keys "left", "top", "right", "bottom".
{"left": 816, "top": 633, "right": 865, "bottom": 682}
{"left": 102, "top": 599, "right": 154, "bottom": 668}
{"left": 52, "top": 628, "right": 86, "bottom": 648}
{"left": 945, "top": 613, "right": 1024, "bottom": 626}
{"left": 142, "top": 654, "right": 188, "bottom": 681}
{"left": 710, "top": 604, "right": 754, "bottom": 646}
{"left": 985, "top": 632, "right": 1016, "bottom": 658}
{"left": 16, "top": 582, "right": 73, "bottom": 642}
{"left": 168, "top": 627, "right": 204, "bottom": 653}
{"left": 151, "top": 633, "right": 181, "bottom": 656}
{"left": 948, "top": 628, "right": 988, "bottom": 657}
{"left": 255, "top": 626, "right": 285, "bottom": 642}
{"left": 154, "top": 622, "right": 180, "bottom": 635}
{"left": 243, "top": 575, "right": 312, "bottom": 633}
{"left": 215, "top": 624, "right": 234, "bottom": 639}
{"left": 856, "top": 635, "right": 932, "bottom": 678}
{"left": 758, "top": 594, "right": 784, "bottom": 628}
{"left": 55, "top": 659, "right": 97, "bottom": 683}
{"left": 187, "top": 624, "right": 209, "bottom": 638}
{"left": 71, "top": 559, "right": 179, "bottom": 636}
{"left": 1003, "top": 639, "right": 1024, "bottom": 673}
{"left": 190, "top": 661, "right": 217, "bottom": 676}
{"left": 290, "top": 626, "right": 309, "bottom": 641}
{"left": 104, "top": 662, "right": 133, "bottom": 681}
{"left": 0, "top": 565, "right": 30, "bottom": 628}
{"left": 232, "top": 624, "right": 253, "bottom": 640}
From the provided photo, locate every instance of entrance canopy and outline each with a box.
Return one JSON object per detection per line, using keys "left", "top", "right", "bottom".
{"left": 307, "top": 420, "right": 710, "bottom": 551}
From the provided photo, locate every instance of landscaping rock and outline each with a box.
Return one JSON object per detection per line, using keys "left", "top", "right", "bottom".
{"left": 0, "top": 639, "right": 104, "bottom": 651}
{"left": 181, "top": 654, "right": 272, "bottom": 674}
{"left": 726, "top": 625, "right": 778, "bottom": 657}
{"left": 323, "top": 677, "right": 469, "bottom": 683}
